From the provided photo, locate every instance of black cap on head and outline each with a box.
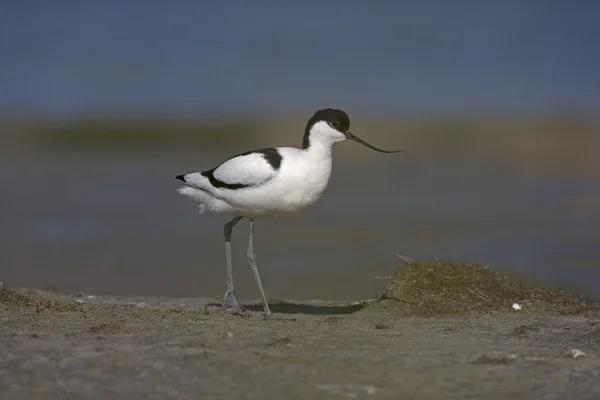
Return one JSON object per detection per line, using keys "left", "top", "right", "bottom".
{"left": 302, "top": 108, "right": 402, "bottom": 154}
{"left": 302, "top": 108, "right": 350, "bottom": 149}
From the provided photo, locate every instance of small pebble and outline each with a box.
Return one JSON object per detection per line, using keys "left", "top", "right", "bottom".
{"left": 567, "top": 349, "right": 586, "bottom": 359}
{"left": 87, "top": 295, "right": 96, "bottom": 299}
{"left": 76, "top": 299, "right": 84, "bottom": 303}
{"left": 512, "top": 303, "right": 522, "bottom": 310}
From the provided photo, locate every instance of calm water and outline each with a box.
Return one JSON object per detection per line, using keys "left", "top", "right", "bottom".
{"left": 1, "top": 149, "right": 599, "bottom": 300}
{"left": 1, "top": 2, "right": 599, "bottom": 115}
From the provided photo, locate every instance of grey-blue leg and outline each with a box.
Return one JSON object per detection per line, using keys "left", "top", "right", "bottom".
{"left": 223, "top": 216, "right": 244, "bottom": 313}
{"left": 247, "top": 219, "right": 271, "bottom": 315}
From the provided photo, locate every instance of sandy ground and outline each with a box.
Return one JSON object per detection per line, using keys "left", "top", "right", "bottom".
{"left": 2, "top": 286, "right": 600, "bottom": 400}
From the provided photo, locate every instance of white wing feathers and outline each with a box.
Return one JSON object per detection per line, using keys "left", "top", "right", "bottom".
{"left": 211, "top": 152, "right": 277, "bottom": 187}
{"left": 182, "top": 151, "right": 279, "bottom": 192}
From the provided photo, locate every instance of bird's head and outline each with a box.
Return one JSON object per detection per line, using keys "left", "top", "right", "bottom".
{"left": 302, "top": 108, "right": 402, "bottom": 153}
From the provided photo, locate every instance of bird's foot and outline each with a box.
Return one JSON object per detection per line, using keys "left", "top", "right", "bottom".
{"left": 222, "top": 289, "right": 246, "bottom": 314}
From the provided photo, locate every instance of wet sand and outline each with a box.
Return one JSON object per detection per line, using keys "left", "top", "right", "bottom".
{"left": 2, "top": 285, "right": 599, "bottom": 400}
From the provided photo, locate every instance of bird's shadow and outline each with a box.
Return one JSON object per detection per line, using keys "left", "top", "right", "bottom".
{"left": 207, "top": 299, "right": 367, "bottom": 315}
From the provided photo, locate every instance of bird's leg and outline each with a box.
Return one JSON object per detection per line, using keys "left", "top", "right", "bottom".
{"left": 222, "top": 216, "right": 244, "bottom": 313}
{"left": 247, "top": 219, "right": 271, "bottom": 316}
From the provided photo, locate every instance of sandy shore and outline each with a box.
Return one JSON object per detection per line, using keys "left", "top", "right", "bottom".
{"left": 2, "top": 283, "right": 599, "bottom": 400}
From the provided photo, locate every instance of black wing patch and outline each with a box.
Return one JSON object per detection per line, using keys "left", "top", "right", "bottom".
{"left": 201, "top": 168, "right": 248, "bottom": 190}
{"left": 250, "top": 148, "right": 282, "bottom": 170}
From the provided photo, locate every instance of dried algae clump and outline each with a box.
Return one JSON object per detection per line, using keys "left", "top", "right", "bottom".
{"left": 375, "top": 260, "right": 599, "bottom": 317}
{"left": 0, "top": 283, "right": 40, "bottom": 307}
{"left": 0, "top": 283, "right": 82, "bottom": 312}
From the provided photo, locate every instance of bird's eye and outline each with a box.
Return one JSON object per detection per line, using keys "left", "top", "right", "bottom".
{"left": 331, "top": 120, "right": 340, "bottom": 128}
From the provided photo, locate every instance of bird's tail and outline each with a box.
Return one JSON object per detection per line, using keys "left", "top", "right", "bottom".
{"left": 175, "top": 173, "right": 212, "bottom": 214}
{"left": 176, "top": 172, "right": 211, "bottom": 190}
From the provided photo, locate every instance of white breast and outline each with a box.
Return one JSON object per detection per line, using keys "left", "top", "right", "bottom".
{"left": 213, "top": 147, "right": 333, "bottom": 218}
{"left": 277, "top": 147, "right": 333, "bottom": 209}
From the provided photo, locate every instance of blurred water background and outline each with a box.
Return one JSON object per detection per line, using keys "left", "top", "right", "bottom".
{"left": 1, "top": 2, "right": 599, "bottom": 301}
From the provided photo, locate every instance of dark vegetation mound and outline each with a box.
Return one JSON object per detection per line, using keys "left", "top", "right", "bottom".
{"left": 372, "top": 259, "right": 600, "bottom": 317}
{"left": 0, "top": 283, "right": 82, "bottom": 312}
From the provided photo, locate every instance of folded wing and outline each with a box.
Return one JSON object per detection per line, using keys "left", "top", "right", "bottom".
{"left": 201, "top": 149, "right": 281, "bottom": 190}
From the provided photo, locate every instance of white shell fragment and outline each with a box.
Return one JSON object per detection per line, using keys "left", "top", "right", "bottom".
{"left": 567, "top": 349, "right": 586, "bottom": 359}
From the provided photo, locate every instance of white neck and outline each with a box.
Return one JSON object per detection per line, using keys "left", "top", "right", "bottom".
{"left": 302, "top": 120, "right": 345, "bottom": 158}
{"left": 304, "top": 135, "right": 334, "bottom": 159}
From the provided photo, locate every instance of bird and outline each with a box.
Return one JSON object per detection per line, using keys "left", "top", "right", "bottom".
{"left": 175, "top": 108, "right": 401, "bottom": 316}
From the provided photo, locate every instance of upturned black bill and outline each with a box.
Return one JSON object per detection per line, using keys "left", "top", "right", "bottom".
{"left": 345, "top": 132, "right": 402, "bottom": 153}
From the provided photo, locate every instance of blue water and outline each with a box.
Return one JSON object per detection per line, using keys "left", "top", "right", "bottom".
{"left": 1, "top": 2, "right": 599, "bottom": 116}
